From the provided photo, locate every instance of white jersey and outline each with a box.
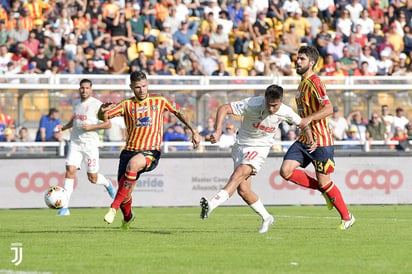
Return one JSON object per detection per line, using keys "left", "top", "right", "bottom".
{"left": 70, "top": 97, "right": 103, "bottom": 145}
{"left": 230, "top": 96, "right": 302, "bottom": 147}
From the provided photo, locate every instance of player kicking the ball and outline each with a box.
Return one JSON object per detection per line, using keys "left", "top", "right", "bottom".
{"left": 57, "top": 78, "right": 116, "bottom": 216}
{"left": 200, "top": 84, "right": 316, "bottom": 233}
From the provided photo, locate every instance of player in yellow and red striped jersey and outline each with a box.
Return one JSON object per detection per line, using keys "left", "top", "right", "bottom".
{"left": 99, "top": 71, "right": 201, "bottom": 230}
{"left": 280, "top": 45, "right": 355, "bottom": 230}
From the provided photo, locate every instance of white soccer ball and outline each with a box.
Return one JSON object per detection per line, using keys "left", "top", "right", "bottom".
{"left": 44, "top": 186, "right": 68, "bottom": 209}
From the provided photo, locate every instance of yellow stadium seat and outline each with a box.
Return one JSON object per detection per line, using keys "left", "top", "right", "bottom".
{"left": 237, "top": 54, "right": 254, "bottom": 70}
{"left": 219, "top": 55, "right": 230, "bottom": 68}
{"left": 137, "top": 42, "right": 155, "bottom": 58}
{"left": 127, "top": 43, "right": 139, "bottom": 61}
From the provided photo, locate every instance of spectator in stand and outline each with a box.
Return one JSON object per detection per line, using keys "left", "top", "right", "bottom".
{"left": 216, "top": 9, "right": 233, "bottom": 36}
{"left": 384, "top": 4, "right": 396, "bottom": 28}
{"left": 346, "top": 110, "right": 368, "bottom": 142}
{"left": 315, "top": 22, "right": 332, "bottom": 58}
{"left": 283, "top": 8, "right": 312, "bottom": 44}
{"left": 175, "top": 0, "right": 190, "bottom": 23}
{"left": 388, "top": 22, "right": 404, "bottom": 56}
{"left": 306, "top": 7, "right": 322, "bottom": 42}
{"left": 9, "top": 19, "right": 29, "bottom": 49}
{"left": 323, "top": 53, "right": 336, "bottom": 74}
{"left": 378, "top": 32, "right": 395, "bottom": 57}
{"left": 204, "top": 0, "right": 221, "bottom": 21}
{"left": 185, "top": 0, "right": 203, "bottom": 19}
{"left": 328, "top": 59, "right": 348, "bottom": 76}
{"left": 62, "top": 60, "right": 83, "bottom": 75}
{"left": 358, "top": 46, "right": 378, "bottom": 75}
{"left": 252, "top": 11, "right": 274, "bottom": 52}
{"left": 154, "top": 0, "right": 171, "bottom": 30}
{"left": 326, "top": 33, "right": 345, "bottom": 61}
{"left": 157, "top": 60, "right": 173, "bottom": 76}
{"left": 35, "top": 108, "right": 63, "bottom": 142}
{"left": 0, "top": 105, "right": 14, "bottom": 142}
{"left": 163, "top": 123, "right": 191, "bottom": 151}
{"left": 1, "top": 127, "right": 16, "bottom": 157}
{"left": 146, "top": 59, "right": 158, "bottom": 75}
{"left": 0, "top": 19, "right": 11, "bottom": 48}
{"left": 366, "top": 112, "right": 387, "bottom": 145}
{"left": 102, "top": 0, "right": 120, "bottom": 32}
{"left": 208, "top": 24, "right": 235, "bottom": 64}
{"left": 380, "top": 105, "right": 393, "bottom": 138}
{"left": 392, "top": 10, "right": 407, "bottom": 37}
{"left": 30, "top": 43, "right": 51, "bottom": 74}
{"left": 336, "top": 9, "right": 352, "bottom": 42}
{"left": 126, "top": 4, "right": 156, "bottom": 43}
{"left": 377, "top": 49, "right": 393, "bottom": 75}
{"left": 232, "top": 12, "right": 254, "bottom": 55}
{"left": 22, "top": 30, "right": 40, "bottom": 56}
{"left": 368, "top": 0, "right": 384, "bottom": 25}
{"left": 212, "top": 60, "right": 230, "bottom": 76}
{"left": 173, "top": 20, "right": 192, "bottom": 50}
{"left": 267, "top": 48, "right": 293, "bottom": 76}
{"left": 342, "top": 125, "right": 361, "bottom": 150}
{"left": 280, "top": 24, "right": 301, "bottom": 55}
{"left": 227, "top": 0, "right": 244, "bottom": 26}
{"left": 104, "top": 116, "right": 126, "bottom": 151}
{"left": 198, "top": 11, "right": 217, "bottom": 47}
{"left": 0, "top": 44, "right": 11, "bottom": 74}
{"left": 317, "top": 0, "right": 334, "bottom": 24}
{"left": 51, "top": 46, "right": 68, "bottom": 72}
{"left": 55, "top": 8, "right": 74, "bottom": 38}
{"left": 218, "top": 122, "right": 236, "bottom": 151}
{"left": 243, "top": 0, "right": 258, "bottom": 24}
{"left": 267, "top": 0, "right": 285, "bottom": 21}
{"left": 352, "top": 24, "right": 368, "bottom": 49}
{"left": 11, "top": 43, "right": 34, "bottom": 73}
{"left": 339, "top": 45, "right": 358, "bottom": 75}
{"left": 368, "top": 24, "right": 384, "bottom": 45}
{"left": 187, "top": 59, "right": 208, "bottom": 76}
{"left": 282, "top": 0, "right": 300, "bottom": 17}
{"left": 199, "top": 47, "right": 219, "bottom": 75}
{"left": 201, "top": 117, "right": 216, "bottom": 142}
{"left": 254, "top": 51, "right": 269, "bottom": 75}
{"left": 85, "top": 0, "right": 103, "bottom": 27}
{"left": 403, "top": 25, "right": 412, "bottom": 57}
{"left": 353, "top": 60, "right": 374, "bottom": 76}
{"left": 329, "top": 106, "right": 348, "bottom": 141}
{"left": 345, "top": 0, "right": 364, "bottom": 24}
{"left": 15, "top": 127, "right": 35, "bottom": 153}
{"left": 392, "top": 107, "right": 409, "bottom": 136}
{"left": 355, "top": 9, "right": 374, "bottom": 36}
{"left": 390, "top": 126, "right": 408, "bottom": 151}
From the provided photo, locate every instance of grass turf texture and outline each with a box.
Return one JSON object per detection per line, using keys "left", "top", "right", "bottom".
{"left": 1, "top": 205, "right": 411, "bottom": 274}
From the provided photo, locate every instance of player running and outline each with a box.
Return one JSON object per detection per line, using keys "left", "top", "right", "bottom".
{"left": 57, "top": 78, "right": 116, "bottom": 216}
{"left": 279, "top": 45, "right": 355, "bottom": 230}
{"left": 200, "top": 84, "right": 316, "bottom": 233}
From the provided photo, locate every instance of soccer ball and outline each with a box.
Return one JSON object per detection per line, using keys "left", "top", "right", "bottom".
{"left": 44, "top": 186, "right": 68, "bottom": 209}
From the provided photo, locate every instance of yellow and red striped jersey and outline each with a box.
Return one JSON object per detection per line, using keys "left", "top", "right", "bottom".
{"left": 295, "top": 73, "right": 334, "bottom": 147}
{"left": 107, "top": 94, "right": 179, "bottom": 151}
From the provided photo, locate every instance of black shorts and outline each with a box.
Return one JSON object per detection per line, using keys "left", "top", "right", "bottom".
{"left": 283, "top": 141, "right": 335, "bottom": 174}
{"left": 117, "top": 150, "right": 161, "bottom": 181}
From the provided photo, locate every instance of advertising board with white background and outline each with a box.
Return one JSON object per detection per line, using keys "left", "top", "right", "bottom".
{"left": 0, "top": 156, "right": 410, "bottom": 209}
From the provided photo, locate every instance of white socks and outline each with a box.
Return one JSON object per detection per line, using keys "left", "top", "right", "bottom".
{"left": 63, "top": 178, "right": 74, "bottom": 204}
{"left": 95, "top": 173, "right": 110, "bottom": 187}
{"left": 209, "top": 189, "right": 230, "bottom": 214}
{"left": 250, "top": 199, "right": 271, "bottom": 220}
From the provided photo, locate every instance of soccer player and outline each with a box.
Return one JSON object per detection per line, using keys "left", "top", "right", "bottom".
{"left": 279, "top": 45, "right": 355, "bottom": 230}
{"left": 99, "top": 71, "right": 201, "bottom": 230}
{"left": 57, "top": 79, "right": 116, "bottom": 216}
{"left": 200, "top": 84, "right": 316, "bottom": 233}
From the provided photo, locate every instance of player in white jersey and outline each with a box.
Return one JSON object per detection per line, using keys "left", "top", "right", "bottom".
{"left": 57, "top": 79, "right": 116, "bottom": 216}
{"left": 200, "top": 84, "right": 316, "bottom": 233}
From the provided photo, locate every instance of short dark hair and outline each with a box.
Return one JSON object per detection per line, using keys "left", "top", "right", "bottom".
{"left": 80, "top": 78, "right": 92, "bottom": 86}
{"left": 298, "top": 45, "right": 319, "bottom": 68}
{"left": 130, "top": 71, "right": 147, "bottom": 82}
{"left": 48, "top": 108, "right": 59, "bottom": 116}
{"left": 265, "top": 84, "right": 283, "bottom": 101}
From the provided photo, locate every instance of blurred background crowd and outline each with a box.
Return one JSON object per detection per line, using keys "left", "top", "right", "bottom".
{"left": 0, "top": 0, "right": 412, "bottom": 77}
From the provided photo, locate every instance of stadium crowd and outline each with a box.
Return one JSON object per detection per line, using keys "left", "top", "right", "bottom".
{"left": 0, "top": 0, "right": 411, "bottom": 77}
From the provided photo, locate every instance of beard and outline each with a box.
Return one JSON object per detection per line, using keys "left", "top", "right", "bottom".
{"left": 296, "top": 65, "right": 309, "bottom": 75}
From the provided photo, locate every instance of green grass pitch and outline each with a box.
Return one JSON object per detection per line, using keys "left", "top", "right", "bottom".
{"left": 1, "top": 205, "right": 412, "bottom": 274}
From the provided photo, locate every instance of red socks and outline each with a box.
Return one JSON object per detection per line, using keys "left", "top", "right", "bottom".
{"left": 111, "top": 171, "right": 137, "bottom": 210}
{"left": 120, "top": 198, "right": 133, "bottom": 222}
{"left": 285, "top": 169, "right": 319, "bottom": 189}
{"left": 320, "top": 182, "right": 351, "bottom": 221}
{"left": 285, "top": 170, "right": 351, "bottom": 221}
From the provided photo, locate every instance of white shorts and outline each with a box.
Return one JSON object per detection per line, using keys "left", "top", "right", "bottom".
{"left": 232, "top": 143, "right": 271, "bottom": 175}
{"left": 65, "top": 142, "right": 100, "bottom": 173}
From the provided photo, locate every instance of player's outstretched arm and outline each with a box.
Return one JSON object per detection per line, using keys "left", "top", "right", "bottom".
{"left": 210, "top": 104, "right": 233, "bottom": 144}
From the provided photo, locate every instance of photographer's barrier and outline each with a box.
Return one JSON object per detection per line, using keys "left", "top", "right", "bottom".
{"left": 0, "top": 156, "right": 410, "bottom": 208}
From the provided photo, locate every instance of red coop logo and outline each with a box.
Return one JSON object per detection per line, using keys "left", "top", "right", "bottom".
{"left": 15, "top": 172, "right": 77, "bottom": 193}
{"left": 345, "top": 169, "right": 403, "bottom": 194}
